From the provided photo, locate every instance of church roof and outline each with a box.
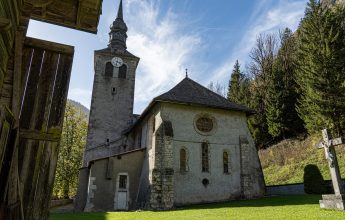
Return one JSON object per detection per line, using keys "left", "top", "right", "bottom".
{"left": 123, "top": 77, "right": 253, "bottom": 134}
{"left": 153, "top": 77, "right": 254, "bottom": 113}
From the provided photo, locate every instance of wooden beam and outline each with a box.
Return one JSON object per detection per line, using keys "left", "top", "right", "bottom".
{"left": 0, "top": 17, "right": 12, "bottom": 31}
{"left": 24, "top": 37, "right": 74, "bottom": 55}
{"left": 19, "top": 129, "right": 60, "bottom": 142}
{"left": 76, "top": 0, "right": 82, "bottom": 28}
{"left": 12, "top": 27, "right": 25, "bottom": 128}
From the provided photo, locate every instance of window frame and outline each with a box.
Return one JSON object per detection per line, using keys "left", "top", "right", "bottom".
{"left": 104, "top": 62, "right": 113, "bottom": 77}
{"left": 118, "top": 64, "right": 127, "bottom": 79}
{"left": 223, "top": 151, "right": 230, "bottom": 174}
{"left": 201, "top": 142, "right": 210, "bottom": 173}
{"left": 193, "top": 113, "right": 217, "bottom": 136}
{"left": 180, "top": 148, "right": 188, "bottom": 173}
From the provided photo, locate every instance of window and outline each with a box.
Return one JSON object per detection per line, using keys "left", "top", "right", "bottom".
{"left": 196, "top": 117, "right": 213, "bottom": 133}
{"left": 223, "top": 151, "right": 229, "bottom": 174}
{"left": 105, "top": 62, "right": 113, "bottom": 77}
{"left": 180, "top": 148, "right": 187, "bottom": 172}
{"left": 112, "top": 87, "right": 117, "bottom": 94}
{"left": 152, "top": 117, "right": 155, "bottom": 133}
{"left": 119, "top": 175, "right": 127, "bottom": 189}
{"left": 202, "top": 142, "right": 209, "bottom": 172}
{"left": 137, "top": 128, "right": 142, "bottom": 148}
{"left": 118, "top": 64, "right": 127, "bottom": 79}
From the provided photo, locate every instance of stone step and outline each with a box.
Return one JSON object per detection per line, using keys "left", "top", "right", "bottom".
{"left": 319, "top": 194, "right": 345, "bottom": 210}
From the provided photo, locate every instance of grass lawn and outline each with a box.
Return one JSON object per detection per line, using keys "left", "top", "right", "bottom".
{"left": 49, "top": 195, "right": 345, "bottom": 220}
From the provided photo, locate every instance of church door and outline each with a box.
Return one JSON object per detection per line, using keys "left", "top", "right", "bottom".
{"left": 115, "top": 174, "right": 129, "bottom": 210}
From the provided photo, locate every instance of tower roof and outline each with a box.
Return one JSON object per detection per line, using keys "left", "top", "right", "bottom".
{"left": 117, "top": 0, "right": 124, "bottom": 20}
{"left": 108, "top": 0, "right": 128, "bottom": 51}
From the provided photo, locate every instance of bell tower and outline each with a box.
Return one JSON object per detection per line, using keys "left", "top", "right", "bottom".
{"left": 83, "top": 0, "right": 140, "bottom": 166}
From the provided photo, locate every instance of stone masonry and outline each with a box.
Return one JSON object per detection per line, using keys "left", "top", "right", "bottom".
{"left": 239, "top": 136, "right": 265, "bottom": 198}
{"left": 149, "top": 120, "right": 174, "bottom": 210}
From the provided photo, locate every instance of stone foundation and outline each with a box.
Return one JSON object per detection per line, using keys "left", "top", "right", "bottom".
{"left": 149, "top": 168, "right": 174, "bottom": 210}
{"left": 320, "top": 194, "right": 345, "bottom": 210}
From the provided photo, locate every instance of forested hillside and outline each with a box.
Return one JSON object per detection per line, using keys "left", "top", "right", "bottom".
{"left": 227, "top": 0, "right": 345, "bottom": 149}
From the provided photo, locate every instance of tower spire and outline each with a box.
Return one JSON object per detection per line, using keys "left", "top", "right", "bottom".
{"left": 117, "top": 0, "right": 123, "bottom": 20}
{"left": 109, "top": 0, "right": 128, "bottom": 51}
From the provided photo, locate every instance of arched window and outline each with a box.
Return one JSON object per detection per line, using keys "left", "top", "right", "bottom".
{"left": 201, "top": 142, "right": 209, "bottom": 172}
{"left": 180, "top": 148, "right": 187, "bottom": 172}
{"left": 223, "top": 151, "right": 229, "bottom": 174}
{"left": 105, "top": 62, "right": 113, "bottom": 77}
{"left": 118, "top": 64, "right": 127, "bottom": 79}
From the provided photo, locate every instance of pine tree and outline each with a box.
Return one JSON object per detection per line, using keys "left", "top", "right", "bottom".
{"left": 296, "top": 0, "right": 345, "bottom": 135}
{"left": 266, "top": 60, "right": 285, "bottom": 138}
{"left": 266, "top": 28, "right": 305, "bottom": 139}
{"left": 227, "top": 60, "right": 242, "bottom": 102}
{"left": 227, "top": 60, "right": 252, "bottom": 107}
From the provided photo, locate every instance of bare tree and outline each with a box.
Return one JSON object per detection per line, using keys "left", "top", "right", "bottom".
{"left": 207, "top": 81, "right": 226, "bottom": 97}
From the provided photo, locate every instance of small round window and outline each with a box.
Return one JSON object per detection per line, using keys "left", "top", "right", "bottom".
{"left": 196, "top": 117, "right": 213, "bottom": 133}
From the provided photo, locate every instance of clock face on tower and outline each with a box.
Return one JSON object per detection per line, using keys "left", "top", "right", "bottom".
{"left": 111, "top": 57, "right": 123, "bottom": 67}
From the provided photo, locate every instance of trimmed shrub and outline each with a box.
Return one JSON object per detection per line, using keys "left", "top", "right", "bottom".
{"left": 303, "top": 164, "right": 327, "bottom": 194}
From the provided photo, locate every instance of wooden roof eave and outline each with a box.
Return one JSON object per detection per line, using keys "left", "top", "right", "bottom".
{"left": 26, "top": 0, "right": 103, "bottom": 34}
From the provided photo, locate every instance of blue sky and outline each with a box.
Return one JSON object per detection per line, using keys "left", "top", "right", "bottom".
{"left": 27, "top": 0, "right": 308, "bottom": 114}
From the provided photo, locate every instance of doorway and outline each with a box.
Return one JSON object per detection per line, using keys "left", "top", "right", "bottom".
{"left": 115, "top": 173, "right": 129, "bottom": 210}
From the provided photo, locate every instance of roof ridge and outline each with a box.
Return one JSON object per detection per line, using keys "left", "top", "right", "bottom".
{"left": 153, "top": 77, "right": 253, "bottom": 113}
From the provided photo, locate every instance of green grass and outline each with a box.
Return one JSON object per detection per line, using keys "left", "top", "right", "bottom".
{"left": 49, "top": 195, "right": 345, "bottom": 220}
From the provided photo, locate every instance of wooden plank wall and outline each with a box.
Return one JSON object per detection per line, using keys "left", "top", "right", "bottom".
{"left": 0, "top": 0, "right": 23, "bottom": 107}
{"left": 14, "top": 37, "right": 74, "bottom": 220}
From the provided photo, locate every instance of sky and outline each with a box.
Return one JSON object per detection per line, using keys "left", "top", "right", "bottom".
{"left": 27, "top": 0, "right": 309, "bottom": 114}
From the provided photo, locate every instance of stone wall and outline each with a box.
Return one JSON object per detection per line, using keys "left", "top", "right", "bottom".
{"left": 83, "top": 50, "right": 139, "bottom": 167}
{"left": 149, "top": 120, "right": 174, "bottom": 210}
{"left": 239, "top": 136, "right": 266, "bottom": 199}
{"left": 266, "top": 184, "right": 306, "bottom": 195}
{"left": 159, "top": 103, "right": 265, "bottom": 205}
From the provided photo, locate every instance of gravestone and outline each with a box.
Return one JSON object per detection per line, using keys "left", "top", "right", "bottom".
{"left": 316, "top": 129, "right": 345, "bottom": 210}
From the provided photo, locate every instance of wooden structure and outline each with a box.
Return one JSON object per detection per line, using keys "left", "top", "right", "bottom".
{"left": 0, "top": 0, "right": 102, "bottom": 219}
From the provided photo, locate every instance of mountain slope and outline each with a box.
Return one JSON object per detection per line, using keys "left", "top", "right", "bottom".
{"left": 68, "top": 99, "right": 89, "bottom": 118}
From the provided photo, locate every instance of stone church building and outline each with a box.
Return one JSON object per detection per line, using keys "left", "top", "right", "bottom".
{"left": 75, "top": 0, "right": 265, "bottom": 212}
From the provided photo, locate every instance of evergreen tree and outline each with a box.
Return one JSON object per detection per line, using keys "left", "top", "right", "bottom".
{"left": 296, "top": 0, "right": 345, "bottom": 135}
{"left": 227, "top": 60, "right": 252, "bottom": 107}
{"left": 227, "top": 60, "right": 242, "bottom": 102}
{"left": 266, "top": 60, "right": 285, "bottom": 138}
{"left": 266, "top": 28, "right": 305, "bottom": 139}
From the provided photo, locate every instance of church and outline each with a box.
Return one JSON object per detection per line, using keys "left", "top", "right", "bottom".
{"left": 75, "top": 0, "right": 265, "bottom": 212}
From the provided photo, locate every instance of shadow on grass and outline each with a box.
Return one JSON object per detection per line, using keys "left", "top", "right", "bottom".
{"left": 49, "top": 195, "right": 322, "bottom": 219}
{"left": 49, "top": 212, "right": 108, "bottom": 220}
{"left": 174, "top": 195, "right": 321, "bottom": 211}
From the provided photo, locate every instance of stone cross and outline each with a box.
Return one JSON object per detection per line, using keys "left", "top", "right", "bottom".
{"left": 316, "top": 129, "right": 344, "bottom": 195}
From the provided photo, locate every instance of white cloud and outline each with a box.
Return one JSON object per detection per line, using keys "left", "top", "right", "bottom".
{"left": 68, "top": 88, "right": 92, "bottom": 108}
{"left": 210, "top": 0, "right": 308, "bottom": 83}
{"left": 106, "top": 0, "right": 202, "bottom": 113}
